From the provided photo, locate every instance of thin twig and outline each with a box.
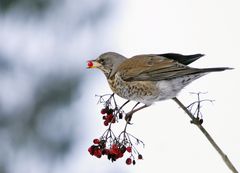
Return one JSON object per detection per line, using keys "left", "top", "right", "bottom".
{"left": 172, "top": 97, "right": 238, "bottom": 173}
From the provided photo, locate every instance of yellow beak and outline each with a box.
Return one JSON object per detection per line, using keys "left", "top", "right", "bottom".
{"left": 87, "top": 60, "right": 102, "bottom": 69}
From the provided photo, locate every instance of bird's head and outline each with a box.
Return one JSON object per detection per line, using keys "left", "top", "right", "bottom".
{"left": 87, "top": 52, "right": 126, "bottom": 78}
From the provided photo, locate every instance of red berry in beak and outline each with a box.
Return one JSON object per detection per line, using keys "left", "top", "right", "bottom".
{"left": 87, "top": 61, "right": 93, "bottom": 68}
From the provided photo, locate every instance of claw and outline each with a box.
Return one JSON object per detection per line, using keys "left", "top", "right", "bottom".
{"left": 190, "top": 117, "right": 203, "bottom": 125}
{"left": 125, "top": 112, "right": 133, "bottom": 123}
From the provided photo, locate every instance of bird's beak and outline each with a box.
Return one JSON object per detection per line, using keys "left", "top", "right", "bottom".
{"left": 87, "top": 60, "right": 101, "bottom": 69}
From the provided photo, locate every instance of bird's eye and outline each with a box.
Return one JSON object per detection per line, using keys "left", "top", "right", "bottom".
{"left": 99, "top": 58, "right": 105, "bottom": 65}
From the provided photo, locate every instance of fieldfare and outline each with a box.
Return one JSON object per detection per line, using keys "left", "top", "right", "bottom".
{"left": 87, "top": 52, "right": 231, "bottom": 117}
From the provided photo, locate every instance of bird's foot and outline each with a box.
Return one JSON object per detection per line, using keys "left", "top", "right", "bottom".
{"left": 125, "top": 112, "right": 133, "bottom": 124}
{"left": 125, "top": 103, "right": 150, "bottom": 124}
{"left": 190, "top": 117, "right": 203, "bottom": 125}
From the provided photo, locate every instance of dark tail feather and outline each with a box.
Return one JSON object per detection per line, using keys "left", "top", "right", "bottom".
{"left": 200, "top": 67, "right": 233, "bottom": 73}
{"left": 159, "top": 53, "right": 204, "bottom": 65}
{"left": 184, "top": 54, "right": 205, "bottom": 65}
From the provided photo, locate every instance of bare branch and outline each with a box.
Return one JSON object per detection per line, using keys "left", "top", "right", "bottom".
{"left": 172, "top": 97, "right": 238, "bottom": 173}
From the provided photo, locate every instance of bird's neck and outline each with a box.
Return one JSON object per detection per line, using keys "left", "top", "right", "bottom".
{"left": 107, "top": 78, "right": 116, "bottom": 93}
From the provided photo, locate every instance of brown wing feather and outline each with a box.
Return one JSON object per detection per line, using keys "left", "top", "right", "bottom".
{"left": 117, "top": 55, "right": 201, "bottom": 81}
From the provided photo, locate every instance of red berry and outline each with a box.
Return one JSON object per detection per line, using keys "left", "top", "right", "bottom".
{"left": 101, "top": 108, "right": 107, "bottom": 114}
{"left": 87, "top": 61, "right": 93, "bottom": 68}
{"left": 111, "top": 144, "right": 118, "bottom": 150}
{"left": 106, "top": 114, "right": 115, "bottom": 123}
{"left": 110, "top": 144, "right": 121, "bottom": 156}
{"left": 94, "top": 149, "right": 102, "bottom": 158}
{"left": 117, "top": 151, "right": 124, "bottom": 158}
{"left": 106, "top": 114, "right": 113, "bottom": 121}
{"left": 93, "top": 138, "right": 100, "bottom": 144}
{"left": 126, "top": 158, "right": 132, "bottom": 165}
{"left": 138, "top": 154, "right": 143, "bottom": 160}
{"left": 88, "top": 146, "right": 94, "bottom": 155}
{"left": 102, "top": 149, "right": 110, "bottom": 155}
{"left": 104, "top": 120, "right": 109, "bottom": 126}
{"left": 126, "top": 146, "right": 132, "bottom": 153}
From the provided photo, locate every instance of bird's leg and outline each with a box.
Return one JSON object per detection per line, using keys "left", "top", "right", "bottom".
{"left": 125, "top": 103, "right": 149, "bottom": 122}
{"left": 125, "top": 102, "right": 140, "bottom": 122}
{"left": 117, "top": 100, "right": 130, "bottom": 113}
{"left": 132, "top": 102, "right": 140, "bottom": 110}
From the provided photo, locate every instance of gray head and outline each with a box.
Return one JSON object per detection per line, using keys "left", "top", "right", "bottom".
{"left": 87, "top": 52, "right": 126, "bottom": 78}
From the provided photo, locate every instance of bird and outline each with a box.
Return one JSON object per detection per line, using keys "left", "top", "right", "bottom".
{"left": 87, "top": 52, "right": 232, "bottom": 118}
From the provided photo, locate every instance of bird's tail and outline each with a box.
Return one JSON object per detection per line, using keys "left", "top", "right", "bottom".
{"left": 200, "top": 67, "right": 233, "bottom": 73}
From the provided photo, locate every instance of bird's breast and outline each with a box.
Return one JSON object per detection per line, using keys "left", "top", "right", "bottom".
{"left": 107, "top": 73, "right": 159, "bottom": 104}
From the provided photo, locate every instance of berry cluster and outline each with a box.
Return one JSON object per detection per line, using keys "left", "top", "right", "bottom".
{"left": 101, "top": 107, "right": 116, "bottom": 126}
{"left": 88, "top": 94, "right": 144, "bottom": 165}
{"left": 88, "top": 138, "right": 143, "bottom": 165}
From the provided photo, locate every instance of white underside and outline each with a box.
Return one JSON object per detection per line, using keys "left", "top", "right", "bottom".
{"left": 133, "top": 80, "right": 181, "bottom": 105}
{"left": 132, "top": 74, "right": 206, "bottom": 105}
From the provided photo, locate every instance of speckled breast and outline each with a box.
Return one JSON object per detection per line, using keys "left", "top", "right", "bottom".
{"left": 107, "top": 73, "right": 159, "bottom": 104}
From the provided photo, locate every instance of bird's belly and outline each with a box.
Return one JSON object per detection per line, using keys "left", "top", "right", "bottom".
{"left": 155, "top": 80, "right": 182, "bottom": 100}
{"left": 108, "top": 78, "right": 161, "bottom": 104}
{"left": 155, "top": 74, "right": 204, "bottom": 100}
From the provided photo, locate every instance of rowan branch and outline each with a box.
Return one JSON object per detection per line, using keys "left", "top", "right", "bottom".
{"left": 172, "top": 97, "right": 238, "bottom": 173}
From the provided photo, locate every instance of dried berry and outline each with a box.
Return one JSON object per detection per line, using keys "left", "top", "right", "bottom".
{"left": 138, "top": 154, "right": 143, "bottom": 160}
{"left": 133, "top": 160, "right": 136, "bottom": 165}
{"left": 120, "top": 145, "right": 126, "bottom": 153}
{"left": 119, "top": 113, "right": 123, "bottom": 119}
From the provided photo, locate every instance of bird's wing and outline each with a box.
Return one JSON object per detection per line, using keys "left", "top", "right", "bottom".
{"left": 117, "top": 55, "right": 202, "bottom": 81}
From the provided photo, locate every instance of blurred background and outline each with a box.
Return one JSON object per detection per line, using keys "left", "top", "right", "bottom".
{"left": 0, "top": 0, "right": 239, "bottom": 173}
